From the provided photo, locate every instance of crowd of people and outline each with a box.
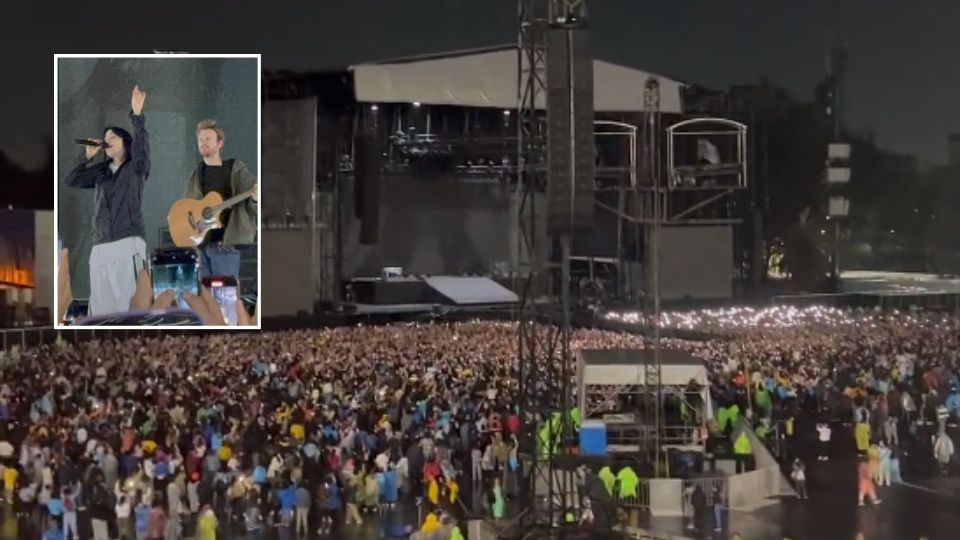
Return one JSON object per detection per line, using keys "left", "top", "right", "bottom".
{"left": 0, "top": 305, "right": 957, "bottom": 539}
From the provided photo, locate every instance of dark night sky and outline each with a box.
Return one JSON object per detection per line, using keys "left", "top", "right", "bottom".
{"left": 4, "top": 0, "right": 958, "bottom": 170}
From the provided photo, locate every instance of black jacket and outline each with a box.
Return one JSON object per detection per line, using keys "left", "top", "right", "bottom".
{"left": 65, "top": 111, "right": 150, "bottom": 245}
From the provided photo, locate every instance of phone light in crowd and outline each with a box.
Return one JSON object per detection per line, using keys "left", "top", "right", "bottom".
{"left": 604, "top": 305, "right": 859, "bottom": 331}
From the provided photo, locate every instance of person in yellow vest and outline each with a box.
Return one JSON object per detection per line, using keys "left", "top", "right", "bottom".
{"left": 733, "top": 430, "right": 752, "bottom": 473}
{"left": 854, "top": 422, "right": 870, "bottom": 455}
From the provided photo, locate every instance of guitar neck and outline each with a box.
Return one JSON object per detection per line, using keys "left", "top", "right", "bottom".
{"left": 211, "top": 191, "right": 253, "bottom": 214}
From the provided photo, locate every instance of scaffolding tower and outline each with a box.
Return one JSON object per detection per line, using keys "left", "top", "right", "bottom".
{"left": 515, "top": 0, "right": 588, "bottom": 537}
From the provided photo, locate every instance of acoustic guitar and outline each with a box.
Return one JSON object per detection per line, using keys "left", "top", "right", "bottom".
{"left": 167, "top": 188, "right": 255, "bottom": 247}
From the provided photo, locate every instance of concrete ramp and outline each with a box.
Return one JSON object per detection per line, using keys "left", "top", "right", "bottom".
{"left": 424, "top": 276, "right": 518, "bottom": 306}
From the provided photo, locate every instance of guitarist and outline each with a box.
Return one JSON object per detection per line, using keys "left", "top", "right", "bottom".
{"left": 184, "top": 118, "right": 258, "bottom": 278}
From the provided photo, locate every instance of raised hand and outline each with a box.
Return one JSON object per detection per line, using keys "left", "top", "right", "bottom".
{"left": 85, "top": 139, "right": 102, "bottom": 160}
{"left": 131, "top": 85, "right": 146, "bottom": 116}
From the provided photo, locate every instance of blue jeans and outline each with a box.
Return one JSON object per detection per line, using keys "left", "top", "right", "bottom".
{"left": 199, "top": 243, "right": 241, "bottom": 279}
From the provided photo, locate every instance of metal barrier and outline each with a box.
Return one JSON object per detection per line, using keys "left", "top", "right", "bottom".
{"left": 684, "top": 476, "right": 728, "bottom": 507}
{"left": 611, "top": 478, "right": 651, "bottom": 510}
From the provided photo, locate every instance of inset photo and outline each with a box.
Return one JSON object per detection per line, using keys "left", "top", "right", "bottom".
{"left": 54, "top": 54, "right": 260, "bottom": 328}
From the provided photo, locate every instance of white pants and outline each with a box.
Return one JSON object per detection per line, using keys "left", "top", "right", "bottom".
{"left": 92, "top": 518, "right": 110, "bottom": 540}
{"left": 89, "top": 236, "right": 146, "bottom": 316}
{"left": 63, "top": 512, "right": 79, "bottom": 540}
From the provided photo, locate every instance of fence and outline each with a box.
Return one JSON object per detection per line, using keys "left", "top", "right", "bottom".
{"left": 611, "top": 478, "right": 652, "bottom": 510}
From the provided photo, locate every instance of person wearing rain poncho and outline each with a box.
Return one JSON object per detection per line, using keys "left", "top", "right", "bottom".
{"left": 857, "top": 458, "right": 881, "bottom": 506}
{"left": 491, "top": 478, "right": 505, "bottom": 519}
{"left": 877, "top": 441, "right": 892, "bottom": 486}
{"left": 854, "top": 422, "right": 870, "bottom": 455}
{"left": 197, "top": 504, "right": 218, "bottom": 540}
{"left": 933, "top": 431, "right": 955, "bottom": 474}
{"left": 867, "top": 443, "right": 880, "bottom": 483}
{"left": 598, "top": 466, "right": 616, "bottom": 497}
{"left": 732, "top": 429, "right": 752, "bottom": 473}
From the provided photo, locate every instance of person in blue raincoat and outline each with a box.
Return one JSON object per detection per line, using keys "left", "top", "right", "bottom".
{"left": 945, "top": 387, "right": 960, "bottom": 419}
{"left": 877, "top": 441, "right": 892, "bottom": 486}
{"left": 890, "top": 448, "right": 903, "bottom": 483}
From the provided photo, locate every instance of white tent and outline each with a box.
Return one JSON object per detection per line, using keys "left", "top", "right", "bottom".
{"left": 577, "top": 348, "right": 714, "bottom": 421}
{"left": 350, "top": 45, "right": 685, "bottom": 113}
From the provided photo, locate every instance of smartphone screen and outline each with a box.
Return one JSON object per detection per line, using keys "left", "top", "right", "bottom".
{"left": 203, "top": 276, "right": 238, "bottom": 326}
{"left": 150, "top": 249, "right": 198, "bottom": 310}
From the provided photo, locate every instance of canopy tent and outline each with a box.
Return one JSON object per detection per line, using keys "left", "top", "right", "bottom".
{"left": 578, "top": 348, "right": 714, "bottom": 421}
{"left": 350, "top": 45, "right": 685, "bottom": 113}
{"left": 579, "top": 348, "right": 709, "bottom": 387}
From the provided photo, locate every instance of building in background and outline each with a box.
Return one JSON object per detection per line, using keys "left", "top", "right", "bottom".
{"left": 0, "top": 209, "right": 52, "bottom": 326}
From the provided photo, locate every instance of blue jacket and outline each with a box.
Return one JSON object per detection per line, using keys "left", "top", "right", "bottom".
{"left": 381, "top": 471, "right": 399, "bottom": 503}
{"left": 277, "top": 486, "right": 296, "bottom": 511}
{"left": 134, "top": 504, "right": 151, "bottom": 533}
{"left": 46, "top": 498, "right": 63, "bottom": 517}
{"left": 325, "top": 484, "right": 341, "bottom": 510}
{"left": 252, "top": 466, "right": 267, "bottom": 484}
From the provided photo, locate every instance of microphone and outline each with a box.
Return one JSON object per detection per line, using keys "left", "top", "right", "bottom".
{"left": 75, "top": 139, "right": 110, "bottom": 148}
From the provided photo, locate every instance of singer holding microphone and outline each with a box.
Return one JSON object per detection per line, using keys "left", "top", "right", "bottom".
{"left": 64, "top": 85, "right": 150, "bottom": 316}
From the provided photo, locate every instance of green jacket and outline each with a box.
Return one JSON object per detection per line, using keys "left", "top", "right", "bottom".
{"left": 185, "top": 159, "right": 258, "bottom": 247}
{"left": 733, "top": 432, "right": 752, "bottom": 455}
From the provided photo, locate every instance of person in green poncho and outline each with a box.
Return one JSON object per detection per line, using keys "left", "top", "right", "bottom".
{"left": 598, "top": 466, "right": 616, "bottom": 496}
{"left": 491, "top": 478, "right": 505, "bottom": 519}
{"left": 616, "top": 466, "right": 639, "bottom": 500}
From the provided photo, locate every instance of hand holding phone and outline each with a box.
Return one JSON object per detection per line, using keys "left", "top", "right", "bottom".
{"left": 202, "top": 276, "right": 239, "bottom": 326}
{"left": 150, "top": 248, "right": 198, "bottom": 310}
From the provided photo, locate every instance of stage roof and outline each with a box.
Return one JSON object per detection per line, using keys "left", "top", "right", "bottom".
{"left": 350, "top": 45, "right": 685, "bottom": 113}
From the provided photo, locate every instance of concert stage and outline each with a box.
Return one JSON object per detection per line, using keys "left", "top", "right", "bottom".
{"left": 345, "top": 274, "right": 518, "bottom": 314}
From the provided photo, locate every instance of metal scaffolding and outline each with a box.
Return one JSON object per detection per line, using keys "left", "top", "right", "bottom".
{"left": 515, "top": 0, "right": 587, "bottom": 536}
